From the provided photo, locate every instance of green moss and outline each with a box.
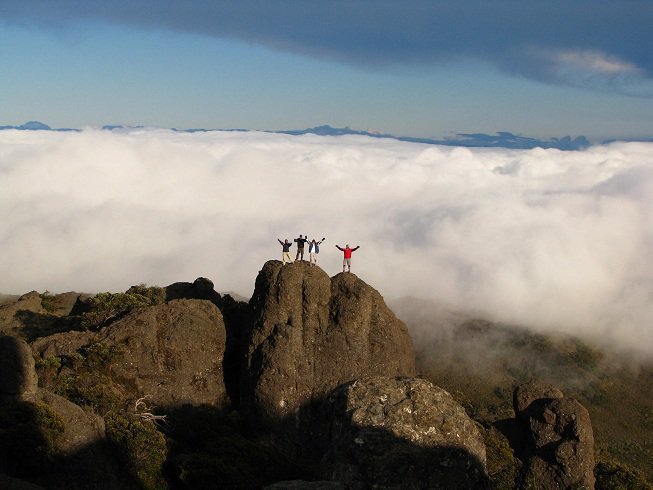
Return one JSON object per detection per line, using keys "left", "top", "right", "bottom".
{"left": 81, "top": 341, "right": 124, "bottom": 370}
{"left": 105, "top": 410, "right": 167, "bottom": 490}
{"left": 36, "top": 355, "right": 63, "bottom": 371}
{"left": 595, "top": 460, "right": 653, "bottom": 489}
{"left": 482, "top": 425, "right": 520, "bottom": 490}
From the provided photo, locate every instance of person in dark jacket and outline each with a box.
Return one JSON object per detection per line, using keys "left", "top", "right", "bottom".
{"left": 278, "top": 238, "right": 293, "bottom": 265}
{"left": 308, "top": 238, "right": 325, "bottom": 266}
{"left": 336, "top": 243, "right": 360, "bottom": 272}
{"left": 294, "top": 234, "right": 309, "bottom": 261}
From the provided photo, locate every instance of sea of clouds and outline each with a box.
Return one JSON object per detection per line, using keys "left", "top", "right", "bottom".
{"left": 1, "top": 129, "right": 652, "bottom": 354}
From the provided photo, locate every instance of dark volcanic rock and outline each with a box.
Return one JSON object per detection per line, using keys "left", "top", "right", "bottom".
{"left": 514, "top": 383, "right": 595, "bottom": 489}
{"left": 241, "top": 261, "right": 415, "bottom": 425}
{"left": 0, "top": 336, "right": 38, "bottom": 396}
{"left": 165, "top": 277, "right": 222, "bottom": 306}
{"left": 101, "top": 299, "right": 228, "bottom": 407}
{"left": 31, "top": 330, "right": 98, "bottom": 359}
{"left": 322, "top": 376, "right": 488, "bottom": 489}
{"left": 513, "top": 382, "right": 564, "bottom": 421}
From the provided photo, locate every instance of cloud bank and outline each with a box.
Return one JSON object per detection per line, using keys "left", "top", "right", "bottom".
{"left": 1, "top": 129, "right": 653, "bottom": 354}
{"left": 2, "top": 1, "right": 652, "bottom": 94}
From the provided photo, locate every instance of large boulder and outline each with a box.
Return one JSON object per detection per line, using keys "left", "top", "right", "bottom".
{"left": 321, "top": 376, "right": 489, "bottom": 489}
{"left": 100, "top": 299, "right": 228, "bottom": 407}
{"left": 22, "top": 389, "right": 106, "bottom": 456}
{"left": 241, "top": 261, "right": 415, "bottom": 425}
{"left": 0, "top": 336, "right": 38, "bottom": 396}
{"left": 514, "top": 383, "right": 595, "bottom": 489}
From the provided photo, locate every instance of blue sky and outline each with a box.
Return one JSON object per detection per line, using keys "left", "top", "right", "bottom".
{"left": 2, "top": 1, "right": 653, "bottom": 140}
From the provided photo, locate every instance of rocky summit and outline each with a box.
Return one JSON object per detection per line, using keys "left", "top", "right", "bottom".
{"left": 240, "top": 261, "right": 416, "bottom": 426}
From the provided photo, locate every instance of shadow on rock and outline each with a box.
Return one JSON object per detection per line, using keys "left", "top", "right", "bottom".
{"left": 13, "top": 310, "right": 81, "bottom": 342}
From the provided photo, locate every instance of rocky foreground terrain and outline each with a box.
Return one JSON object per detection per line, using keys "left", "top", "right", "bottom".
{"left": 0, "top": 261, "right": 650, "bottom": 489}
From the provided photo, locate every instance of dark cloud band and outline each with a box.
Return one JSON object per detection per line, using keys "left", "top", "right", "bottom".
{"left": 2, "top": 1, "right": 652, "bottom": 91}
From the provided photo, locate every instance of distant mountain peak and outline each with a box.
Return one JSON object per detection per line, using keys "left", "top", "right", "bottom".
{"left": 277, "top": 125, "right": 591, "bottom": 151}
{"left": 0, "top": 121, "right": 641, "bottom": 150}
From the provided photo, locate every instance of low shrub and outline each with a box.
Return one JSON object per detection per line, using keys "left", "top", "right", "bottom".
{"left": 81, "top": 291, "right": 158, "bottom": 330}
{"left": 105, "top": 410, "right": 168, "bottom": 489}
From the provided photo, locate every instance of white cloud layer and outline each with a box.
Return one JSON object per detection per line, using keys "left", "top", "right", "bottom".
{"left": 1, "top": 129, "right": 653, "bottom": 354}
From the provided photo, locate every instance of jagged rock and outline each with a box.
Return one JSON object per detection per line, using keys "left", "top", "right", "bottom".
{"left": 0, "top": 336, "right": 38, "bottom": 396}
{"left": 241, "top": 261, "right": 415, "bottom": 425}
{"left": 514, "top": 383, "right": 595, "bottom": 489}
{"left": 322, "top": 376, "right": 489, "bottom": 489}
{"left": 513, "top": 382, "right": 564, "bottom": 421}
{"left": 101, "top": 299, "right": 228, "bottom": 407}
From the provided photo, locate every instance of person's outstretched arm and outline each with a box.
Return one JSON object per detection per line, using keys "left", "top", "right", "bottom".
{"left": 352, "top": 246, "right": 360, "bottom": 251}
{"left": 278, "top": 239, "right": 283, "bottom": 245}
{"left": 336, "top": 245, "right": 344, "bottom": 251}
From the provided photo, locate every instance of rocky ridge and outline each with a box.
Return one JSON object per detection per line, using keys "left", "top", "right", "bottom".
{"left": 0, "top": 261, "right": 601, "bottom": 488}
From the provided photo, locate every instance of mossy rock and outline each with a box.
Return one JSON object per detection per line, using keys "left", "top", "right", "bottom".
{"left": 482, "top": 425, "right": 520, "bottom": 490}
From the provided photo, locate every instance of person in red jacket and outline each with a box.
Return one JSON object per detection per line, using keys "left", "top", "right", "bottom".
{"left": 336, "top": 243, "right": 360, "bottom": 272}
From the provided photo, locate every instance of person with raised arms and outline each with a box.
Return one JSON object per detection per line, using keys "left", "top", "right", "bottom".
{"left": 336, "top": 243, "right": 360, "bottom": 272}
{"left": 308, "top": 237, "right": 325, "bottom": 266}
{"left": 278, "top": 238, "right": 293, "bottom": 265}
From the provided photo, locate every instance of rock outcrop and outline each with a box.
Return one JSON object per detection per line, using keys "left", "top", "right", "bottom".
{"left": 241, "top": 261, "right": 416, "bottom": 425}
{"left": 513, "top": 382, "right": 595, "bottom": 489}
{"left": 101, "top": 299, "right": 228, "bottom": 407}
{"left": 321, "top": 376, "right": 489, "bottom": 489}
{"left": 513, "top": 382, "right": 564, "bottom": 420}
{"left": 0, "top": 292, "right": 46, "bottom": 336}
{"left": 0, "top": 336, "right": 38, "bottom": 396}
{"left": 165, "top": 276, "right": 222, "bottom": 305}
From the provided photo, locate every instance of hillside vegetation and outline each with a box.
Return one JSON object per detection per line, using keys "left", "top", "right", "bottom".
{"left": 393, "top": 297, "right": 653, "bottom": 487}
